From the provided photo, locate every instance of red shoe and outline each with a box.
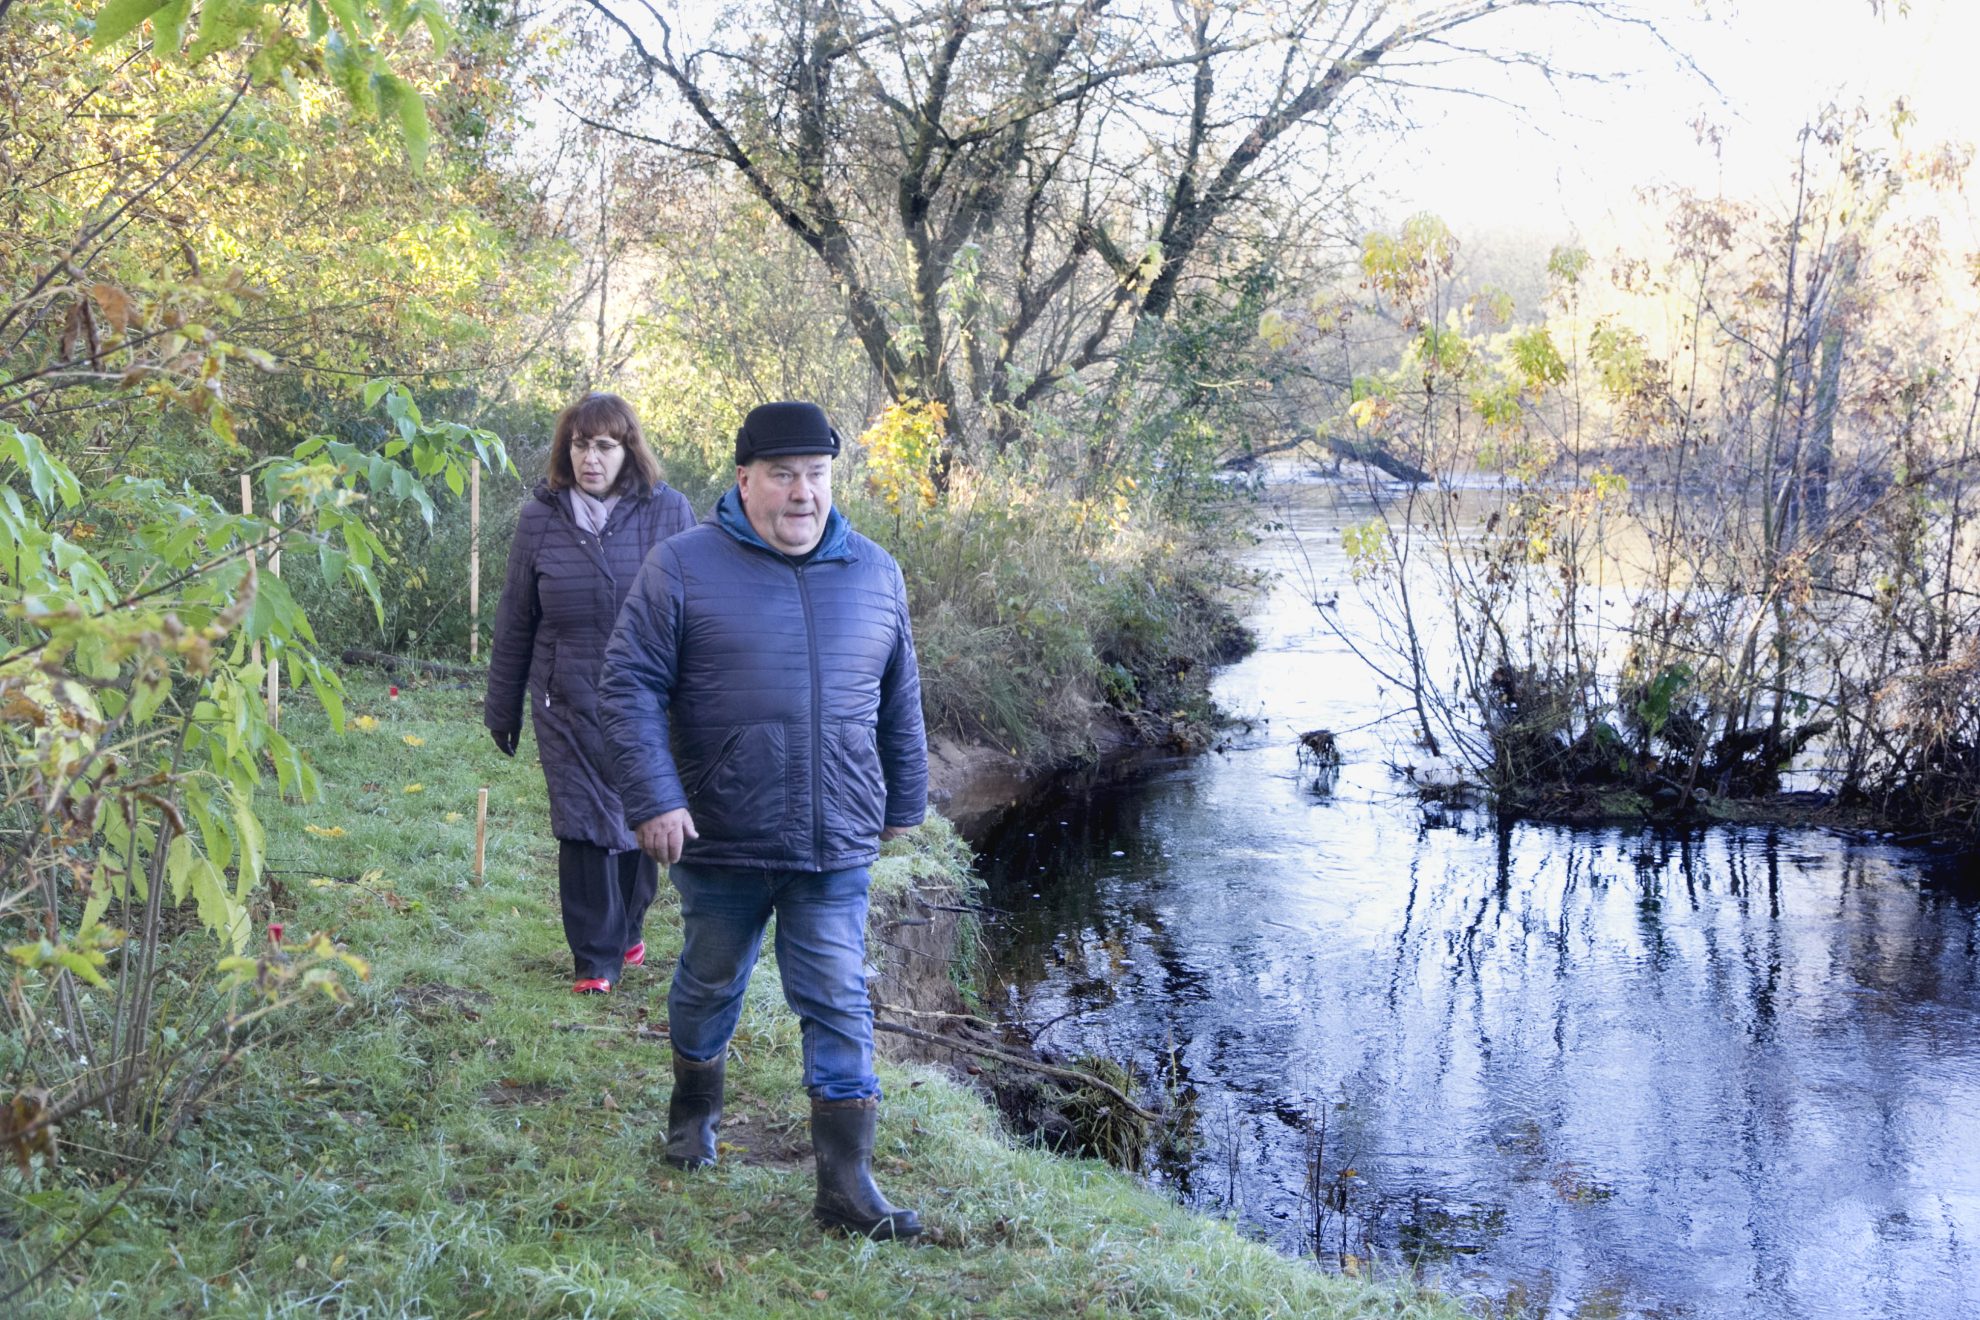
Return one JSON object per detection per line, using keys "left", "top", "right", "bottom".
{"left": 572, "top": 977, "right": 612, "bottom": 995}
{"left": 624, "top": 941, "right": 646, "bottom": 968}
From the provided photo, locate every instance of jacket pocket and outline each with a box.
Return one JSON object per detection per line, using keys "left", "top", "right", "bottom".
{"left": 538, "top": 637, "right": 558, "bottom": 709}
{"left": 689, "top": 727, "right": 745, "bottom": 798}
{"left": 683, "top": 721, "right": 789, "bottom": 841}
{"left": 549, "top": 647, "right": 602, "bottom": 714}
{"left": 833, "top": 721, "right": 887, "bottom": 840}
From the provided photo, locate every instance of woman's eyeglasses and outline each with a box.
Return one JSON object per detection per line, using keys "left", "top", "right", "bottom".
{"left": 571, "top": 438, "right": 623, "bottom": 457}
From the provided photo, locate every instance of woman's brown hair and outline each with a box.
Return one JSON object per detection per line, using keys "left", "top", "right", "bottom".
{"left": 546, "top": 392, "right": 661, "bottom": 496}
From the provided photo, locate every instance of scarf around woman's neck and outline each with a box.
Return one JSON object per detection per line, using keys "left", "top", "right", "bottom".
{"left": 569, "top": 487, "right": 620, "bottom": 536}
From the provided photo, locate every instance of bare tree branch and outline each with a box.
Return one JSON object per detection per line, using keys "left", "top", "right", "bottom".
{"left": 574, "top": 0, "right": 1687, "bottom": 458}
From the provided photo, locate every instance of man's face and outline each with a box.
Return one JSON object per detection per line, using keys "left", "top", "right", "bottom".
{"left": 738, "top": 454, "right": 833, "bottom": 555}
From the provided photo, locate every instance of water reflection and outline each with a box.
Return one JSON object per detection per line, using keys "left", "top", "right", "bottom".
{"left": 978, "top": 478, "right": 1980, "bottom": 1319}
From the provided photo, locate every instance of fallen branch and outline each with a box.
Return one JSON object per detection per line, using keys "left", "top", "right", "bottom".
{"left": 1319, "top": 433, "right": 1431, "bottom": 484}
{"left": 874, "top": 1018, "right": 1159, "bottom": 1121}
{"left": 872, "top": 1001, "right": 1003, "bottom": 1032}
{"left": 869, "top": 933, "right": 953, "bottom": 961}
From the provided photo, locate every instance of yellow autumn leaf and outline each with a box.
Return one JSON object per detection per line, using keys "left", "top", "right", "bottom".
{"left": 1347, "top": 397, "right": 1381, "bottom": 430}
{"left": 352, "top": 715, "right": 379, "bottom": 732}
{"left": 403, "top": 784, "right": 424, "bottom": 794}
{"left": 444, "top": 811, "right": 463, "bottom": 823}
{"left": 402, "top": 734, "right": 425, "bottom": 747}
{"left": 304, "top": 825, "right": 347, "bottom": 838}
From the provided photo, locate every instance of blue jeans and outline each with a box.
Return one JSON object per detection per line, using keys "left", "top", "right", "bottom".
{"left": 667, "top": 862, "right": 879, "bottom": 1102}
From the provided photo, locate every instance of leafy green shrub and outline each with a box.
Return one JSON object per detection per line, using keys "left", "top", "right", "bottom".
{"left": 1, "top": 388, "right": 504, "bottom": 1181}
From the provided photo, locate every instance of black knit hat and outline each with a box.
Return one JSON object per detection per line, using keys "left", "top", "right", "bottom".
{"left": 734, "top": 401, "right": 842, "bottom": 464}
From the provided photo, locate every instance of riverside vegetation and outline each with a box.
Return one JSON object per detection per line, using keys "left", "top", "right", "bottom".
{"left": 1268, "top": 120, "right": 1980, "bottom": 844}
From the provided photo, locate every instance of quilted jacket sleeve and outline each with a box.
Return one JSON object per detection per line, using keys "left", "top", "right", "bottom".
{"left": 876, "top": 560, "right": 928, "bottom": 829}
{"left": 600, "top": 543, "right": 690, "bottom": 828}
{"left": 482, "top": 502, "right": 542, "bottom": 734}
{"left": 663, "top": 486, "right": 696, "bottom": 538}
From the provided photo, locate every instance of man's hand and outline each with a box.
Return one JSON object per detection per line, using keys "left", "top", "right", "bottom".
{"left": 880, "top": 825, "right": 915, "bottom": 842}
{"left": 637, "top": 809, "right": 699, "bottom": 865}
{"left": 490, "top": 728, "right": 519, "bottom": 757}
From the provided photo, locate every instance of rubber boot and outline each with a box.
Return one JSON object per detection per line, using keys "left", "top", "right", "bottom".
{"left": 665, "top": 1053, "right": 724, "bottom": 1170}
{"left": 811, "top": 1097, "right": 921, "bottom": 1240}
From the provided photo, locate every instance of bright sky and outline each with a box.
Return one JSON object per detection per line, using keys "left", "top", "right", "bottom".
{"left": 1378, "top": 0, "right": 1980, "bottom": 238}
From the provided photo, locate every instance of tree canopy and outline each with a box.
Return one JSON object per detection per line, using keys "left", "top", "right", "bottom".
{"left": 571, "top": 0, "right": 1675, "bottom": 459}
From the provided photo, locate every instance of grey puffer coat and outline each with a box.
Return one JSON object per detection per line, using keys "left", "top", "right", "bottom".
{"left": 599, "top": 487, "right": 928, "bottom": 872}
{"left": 484, "top": 481, "right": 696, "bottom": 849}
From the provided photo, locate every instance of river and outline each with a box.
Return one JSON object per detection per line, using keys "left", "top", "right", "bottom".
{"left": 976, "top": 472, "right": 1980, "bottom": 1319}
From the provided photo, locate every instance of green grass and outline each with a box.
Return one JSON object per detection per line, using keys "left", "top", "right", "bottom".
{"left": 9, "top": 676, "right": 1467, "bottom": 1319}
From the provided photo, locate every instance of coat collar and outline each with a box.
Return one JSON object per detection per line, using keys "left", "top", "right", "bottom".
{"left": 713, "top": 485, "right": 855, "bottom": 562}
{"left": 534, "top": 481, "right": 654, "bottom": 530}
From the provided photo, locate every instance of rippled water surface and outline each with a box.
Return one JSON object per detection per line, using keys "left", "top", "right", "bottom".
{"left": 978, "top": 477, "right": 1980, "bottom": 1319}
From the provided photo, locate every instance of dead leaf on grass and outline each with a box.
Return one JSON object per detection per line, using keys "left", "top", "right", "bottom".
{"left": 2, "top": 1088, "right": 57, "bottom": 1173}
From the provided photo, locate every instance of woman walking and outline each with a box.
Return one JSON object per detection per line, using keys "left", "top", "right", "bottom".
{"left": 485, "top": 393, "right": 696, "bottom": 993}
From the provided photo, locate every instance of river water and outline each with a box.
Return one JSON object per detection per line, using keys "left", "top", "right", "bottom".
{"left": 977, "top": 474, "right": 1980, "bottom": 1319}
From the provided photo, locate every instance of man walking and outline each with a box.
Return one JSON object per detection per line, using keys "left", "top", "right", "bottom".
{"left": 599, "top": 401, "right": 927, "bottom": 1240}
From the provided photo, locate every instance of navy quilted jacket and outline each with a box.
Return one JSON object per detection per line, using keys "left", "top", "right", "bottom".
{"left": 599, "top": 487, "right": 928, "bottom": 871}
{"left": 484, "top": 482, "right": 696, "bottom": 849}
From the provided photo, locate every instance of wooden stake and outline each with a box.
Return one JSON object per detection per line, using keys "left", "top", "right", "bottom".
{"left": 474, "top": 787, "right": 489, "bottom": 885}
{"left": 240, "top": 475, "right": 261, "bottom": 673}
{"left": 469, "top": 461, "right": 481, "bottom": 662}
{"left": 266, "top": 501, "right": 281, "bottom": 728}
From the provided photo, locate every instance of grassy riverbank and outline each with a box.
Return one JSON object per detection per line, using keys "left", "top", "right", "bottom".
{"left": 12, "top": 677, "right": 1463, "bottom": 1318}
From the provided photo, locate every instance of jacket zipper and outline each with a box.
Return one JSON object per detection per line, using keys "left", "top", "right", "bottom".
{"left": 794, "top": 563, "right": 824, "bottom": 870}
